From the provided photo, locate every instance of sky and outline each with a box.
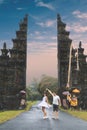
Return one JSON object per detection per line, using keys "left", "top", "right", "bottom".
{"left": 0, "top": 0, "right": 87, "bottom": 85}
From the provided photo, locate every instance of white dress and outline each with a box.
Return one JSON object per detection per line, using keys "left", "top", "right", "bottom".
{"left": 38, "top": 96, "right": 49, "bottom": 108}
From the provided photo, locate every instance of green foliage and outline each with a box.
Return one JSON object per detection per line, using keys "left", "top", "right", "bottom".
{"left": 38, "top": 75, "right": 58, "bottom": 94}
{"left": 38, "top": 75, "right": 58, "bottom": 103}
{"left": 26, "top": 87, "right": 41, "bottom": 100}
{"left": 26, "top": 76, "right": 58, "bottom": 102}
{"left": 26, "top": 79, "right": 42, "bottom": 100}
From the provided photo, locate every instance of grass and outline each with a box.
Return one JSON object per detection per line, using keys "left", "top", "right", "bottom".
{"left": 61, "top": 108, "right": 87, "bottom": 121}
{"left": 0, "top": 101, "right": 36, "bottom": 124}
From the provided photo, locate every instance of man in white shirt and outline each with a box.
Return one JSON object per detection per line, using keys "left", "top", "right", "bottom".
{"left": 46, "top": 88, "right": 61, "bottom": 119}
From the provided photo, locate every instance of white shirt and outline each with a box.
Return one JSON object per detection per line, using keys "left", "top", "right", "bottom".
{"left": 53, "top": 95, "right": 60, "bottom": 105}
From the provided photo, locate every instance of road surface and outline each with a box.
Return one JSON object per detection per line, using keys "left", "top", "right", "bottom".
{"left": 0, "top": 103, "right": 87, "bottom": 130}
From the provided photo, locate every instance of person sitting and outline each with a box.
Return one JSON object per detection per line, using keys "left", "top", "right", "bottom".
{"left": 70, "top": 95, "right": 78, "bottom": 110}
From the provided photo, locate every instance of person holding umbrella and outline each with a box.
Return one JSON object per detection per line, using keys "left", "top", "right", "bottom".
{"left": 19, "top": 90, "right": 26, "bottom": 109}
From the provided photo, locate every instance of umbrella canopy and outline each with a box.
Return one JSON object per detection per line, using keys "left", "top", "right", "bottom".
{"left": 72, "top": 88, "right": 80, "bottom": 93}
{"left": 62, "top": 91, "right": 70, "bottom": 95}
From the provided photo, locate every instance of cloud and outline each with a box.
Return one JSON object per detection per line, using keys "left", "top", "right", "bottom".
{"left": 72, "top": 10, "right": 87, "bottom": 19}
{"left": 17, "top": 8, "right": 24, "bottom": 10}
{"left": 51, "top": 36, "right": 57, "bottom": 40}
{"left": 71, "top": 10, "right": 87, "bottom": 32}
{"left": 36, "top": 19, "right": 56, "bottom": 27}
{"left": 34, "top": 31, "right": 40, "bottom": 35}
{"left": 66, "top": 10, "right": 87, "bottom": 33}
{"left": 66, "top": 25, "right": 87, "bottom": 55}
{"left": 27, "top": 40, "right": 57, "bottom": 54}
{"left": 66, "top": 24, "right": 87, "bottom": 45}
{"left": 67, "top": 22, "right": 87, "bottom": 33}
{"left": 0, "top": 0, "right": 4, "bottom": 4}
{"left": 28, "top": 31, "right": 43, "bottom": 39}
{"left": 36, "top": 1, "right": 54, "bottom": 10}
{"left": 29, "top": 14, "right": 39, "bottom": 20}
{"left": 28, "top": 31, "right": 57, "bottom": 42}
{"left": 35, "top": 36, "right": 44, "bottom": 40}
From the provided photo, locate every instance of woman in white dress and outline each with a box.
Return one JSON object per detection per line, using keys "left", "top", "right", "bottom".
{"left": 38, "top": 92, "right": 49, "bottom": 119}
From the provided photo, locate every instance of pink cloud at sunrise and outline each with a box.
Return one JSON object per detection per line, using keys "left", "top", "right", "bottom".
{"left": 26, "top": 49, "right": 58, "bottom": 85}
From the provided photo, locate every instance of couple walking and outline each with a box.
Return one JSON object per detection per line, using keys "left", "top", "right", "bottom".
{"left": 38, "top": 88, "right": 61, "bottom": 119}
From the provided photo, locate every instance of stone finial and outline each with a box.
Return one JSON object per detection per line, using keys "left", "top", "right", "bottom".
{"left": 3, "top": 42, "right": 6, "bottom": 49}
{"left": 57, "top": 14, "right": 61, "bottom": 21}
{"left": 79, "top": 41, "right": 82, "bottom": 48}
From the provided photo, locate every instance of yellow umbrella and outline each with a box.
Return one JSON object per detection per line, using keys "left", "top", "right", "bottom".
{"left": 72, "top": 88, "right": 80, "bottom": 93}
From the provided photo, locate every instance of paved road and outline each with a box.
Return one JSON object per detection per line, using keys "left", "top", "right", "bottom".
{"left": 0, "top": 103, "right": 87, "bottom": 130}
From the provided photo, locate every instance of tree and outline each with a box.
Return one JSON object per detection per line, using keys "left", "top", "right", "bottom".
{"left": 26, "top": 87, "right": 41, "bottom": 100}
{"left": 26, "top": 78, "right": 41, "bottom": 100}
{"left": 38, "top": 75, "right": 58, "bottom": 103}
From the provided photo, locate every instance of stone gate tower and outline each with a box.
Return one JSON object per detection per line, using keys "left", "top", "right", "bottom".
{"left": 0, "top": 15, "right": 28, "bottom": 109}
{"left": 57, "top": 14, "right": 72, "bottom": 89}
{"left": 57, "top": 14, "right": 87, "bottom": 108}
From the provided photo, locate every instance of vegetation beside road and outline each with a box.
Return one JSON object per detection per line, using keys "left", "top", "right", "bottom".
{"left": 62, "top": 108, "right": 87, "bottom": 121}
{"left": 0, "top": 101, "right": 36, "bottom": 124}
